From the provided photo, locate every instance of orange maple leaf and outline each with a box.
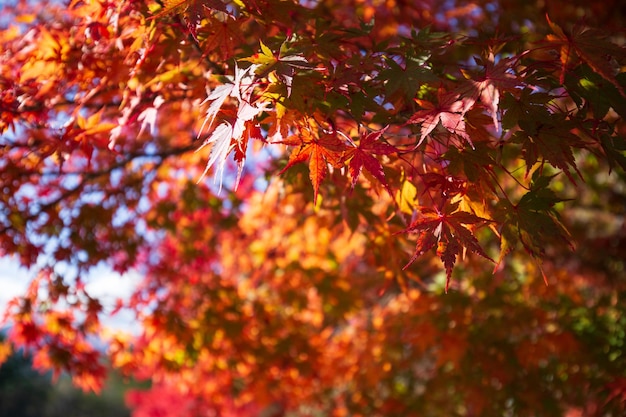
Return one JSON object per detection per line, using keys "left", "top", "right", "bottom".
{"left": 280, "top": 124, "right": 348, "bottom": 203}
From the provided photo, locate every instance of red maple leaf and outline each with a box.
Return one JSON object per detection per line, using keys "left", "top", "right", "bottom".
{"left": 155, "top": 0, "right": 231, "bottom": 40}
{"left": 407, "top": 89, "right": 473, "bottom": 147}
{"left": 457, "top": 53, "right": 520, "bottom": 132}
{"left": 546, "top": 15, "right": 626, "bottom": 97}
{"left": 344, "top": 126, "right": 397, "bottom": 194}
{"left": 420, "top": 172, "right": 466, "bottom": 198}
{"left": 400, "top": 203, "right": 493, "bottom": 292}
{"left": 12, "top": 320, "right": 41, "bottom": 345}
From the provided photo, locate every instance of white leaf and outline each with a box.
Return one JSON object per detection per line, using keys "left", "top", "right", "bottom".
{"left": 198, "top": 64, "right": 259, "bottom": 136}
{"left": 199, "top": 83, "right": 234, "bottom": 135}
{"left": 232, "top": 101, "right": 263, "bottom": 139}
{"left": 137, "top": 96, "right": 164, "bottom": 137}
{"left": 231, "top": 63, "right": 259, "bottom": 102}
{"left": 197, "top": 122, "right": 234, "bottom": 193}
{"left": 108, "top": 96, "right": 141, "bottom": 150}
{"left": 196, "top": 64, "right": 266, "bottom": 191}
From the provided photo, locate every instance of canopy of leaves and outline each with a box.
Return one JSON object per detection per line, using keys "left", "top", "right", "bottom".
{"left": 1, "top": 0, "right": 625, "bottom": 416}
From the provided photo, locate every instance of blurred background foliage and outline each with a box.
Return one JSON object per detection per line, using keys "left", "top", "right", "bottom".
{"left": 0, "top": 333, "right": 131, "bottom": 417}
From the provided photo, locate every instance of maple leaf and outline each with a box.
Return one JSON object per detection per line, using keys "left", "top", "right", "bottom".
{"left": 197, "top": 64, "right": 267, "bottom": 189}
{"left": 565, "top": 65, "right": 626, "bottom": 121}
{"left": 197, "top": 101, "right": 266, "bottom": 191}
{"left": 407, "top": 89, "right": 473, "bottom": 148}
{"left": 395, "top": 178, "right": 419, "bottom": 215}
{"left": 546, "top": 16, "right": 626, "bottom": 97}
{"left": 500, "top": 89, "right": 554, "bottom": 131}
{"left": 344, "top": 126, "right": 397, "bottom": 194}
{"left": 137, "top": 96, "right": 165, "bottom": 137}
{"left": 197, "top": 122, "right": 233, "bottom": 190}
{"left": 240, "top": 40, "right": 278, "bottom": 74}
{"left": 242, "top": 41, "right": 318, "bottom": 96}
{"left": 155, "top": 0, "right": 231, "bottom": 40}
{"left": 420, "top": 172, "right": 467, "bottom": 199}
{"left": 457, "top": 53, "right": 520, "bottom": 132}
{"left": 494, "top": 173, "right": 573, "bottom": 271}
{"left": 514, "top": 114, "right": 583, "bottom": 182}
{"left": 400, "top": 203, "right": 493, "bottom": 292}
{"left": 279, "top": 123, "right": 348, "bottom": 203}
{"left": 199, "top": 64, "right": 259, "bottom": 134}
{"left": 202, "top": 17, "right": 242, "bottom": 59}
{"left": 159, "top": 0, "right": 228, "bottom": 16}
{"left": 599, "top": 134, "right": 626, "bottom": 174}
{"left": 380, "top": 55, "right": 437, "bottom": 101}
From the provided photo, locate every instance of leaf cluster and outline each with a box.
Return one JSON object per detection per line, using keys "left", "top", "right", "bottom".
{"left": 0, "top": 0, "right": 625, "bottom": 414}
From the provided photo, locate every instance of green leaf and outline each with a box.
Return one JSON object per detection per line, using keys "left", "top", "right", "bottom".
{"left": 565, "top": 66, "right": 626, "bottom": 120}
{"left": 380, "top": 55, "right": 436, "bottom": 100}
{"left": 514, "top": 114, "right": 583, "bottom": 181}
{"left": 444, "top": 143, "right": 496, "bottom": 183}
{"left": 600, "top": 134, "right": 626, "bottom": 173}
{"left": 495, "top": 173, "right": 573, "bottom": 268}
{"left": 501, "top": 89, "right": 553, "bottom": 128}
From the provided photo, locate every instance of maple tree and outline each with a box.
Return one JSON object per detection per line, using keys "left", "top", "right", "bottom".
{"left": 1, "top": 0, "right": 625, "bottom": 415}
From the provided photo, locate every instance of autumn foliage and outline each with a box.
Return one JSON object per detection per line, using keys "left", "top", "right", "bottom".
{"left": 1, "top": 0, "right": 625, "bottom": 415}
